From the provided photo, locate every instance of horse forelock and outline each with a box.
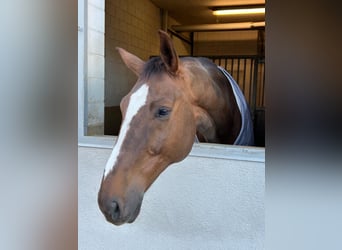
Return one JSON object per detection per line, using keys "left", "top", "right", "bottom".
{"left": 140, "top": 57, "right": 165, "bottom": 79}
{"left": 141, "top": 56, "right": 183, "bottom": 80}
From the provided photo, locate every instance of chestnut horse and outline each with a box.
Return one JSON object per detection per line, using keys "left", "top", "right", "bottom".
{"left": 98, "top": 30, "right": 254, "bottom": 225}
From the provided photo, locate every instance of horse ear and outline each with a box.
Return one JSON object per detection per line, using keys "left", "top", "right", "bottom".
{"left": 158, "top": 30, "right": 179, "bottom": 74}
{"left": 116, "top": 47, "right": 145, "bottom": 76}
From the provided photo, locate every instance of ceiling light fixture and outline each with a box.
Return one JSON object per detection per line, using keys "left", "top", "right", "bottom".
{"left": 171, "top": 21, "right": 265, "bottom": 32}
{"left": 212, "top": 5, "right": 265, "bottom": 16}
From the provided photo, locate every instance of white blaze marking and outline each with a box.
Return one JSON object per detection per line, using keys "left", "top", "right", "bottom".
{"left": 103, "top": 84, "right": 149, "bottom": 177}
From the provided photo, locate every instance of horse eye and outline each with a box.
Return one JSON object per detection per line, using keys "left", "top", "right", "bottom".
{"left": 155, "top": 107, "right": 171, "bottom": 119}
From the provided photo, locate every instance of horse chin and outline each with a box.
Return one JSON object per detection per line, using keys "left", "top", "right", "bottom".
{"left": 126, "top": 199, "right": 143, "bottom": 224}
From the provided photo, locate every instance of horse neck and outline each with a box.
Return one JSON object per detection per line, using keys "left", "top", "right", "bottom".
{"left": 181, "top": 58, "right": 241, "bottom": 144}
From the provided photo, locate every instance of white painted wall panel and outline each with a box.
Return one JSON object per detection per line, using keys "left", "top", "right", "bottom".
{"left": 79, "top": 144, "right": 264, "bottom": 249}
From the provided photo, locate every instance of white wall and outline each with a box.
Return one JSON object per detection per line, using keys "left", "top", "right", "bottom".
{"left": 78, "top": 0, "right": 86, "bottom": 137}
{"left": 79, "top": 142, "right": 264, "bottom": 249}
{"left": 87, "top": 0, "right": 105, "bottom": 135}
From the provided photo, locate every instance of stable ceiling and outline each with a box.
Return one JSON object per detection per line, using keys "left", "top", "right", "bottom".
{"left": 151, "top": 0, "right": 265, "bottom": 26}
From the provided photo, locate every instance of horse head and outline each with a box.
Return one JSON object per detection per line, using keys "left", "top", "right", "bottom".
{"left": 97, "top": 30, "right": 198, "bottom": 225}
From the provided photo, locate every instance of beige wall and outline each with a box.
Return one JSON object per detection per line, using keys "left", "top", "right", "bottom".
{"left": 193, "top": 30, "right": 259, "bottom": 56}
{"left": 105, "top": 0, "right": 161, "bottom": 107}
{"left": 168, "top": 16, "right": 191, "bottom": 56}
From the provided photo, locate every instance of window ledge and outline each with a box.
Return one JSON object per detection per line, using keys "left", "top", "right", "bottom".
{"left": 78, "top": 136, "right": 265, "bottom": 163}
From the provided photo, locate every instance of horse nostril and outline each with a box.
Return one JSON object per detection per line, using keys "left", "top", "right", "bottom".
{"left": 109, "top": 200, "right": 120, "bottom": 221}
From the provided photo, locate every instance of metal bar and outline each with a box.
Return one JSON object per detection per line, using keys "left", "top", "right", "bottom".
{"left": 261, "top": 62, "right": 265, "bottom": 106}
{"left": 190, "top": 32, "right": 194, "bottom": 56}
{"left": 249, "top": 59, "right": 254, "bottom": 105}
{"left": 259, "top": 62, "right": 264, "bottom": 107}
{"left": 242, "top": 58, "right": 247, "bottom": 93}
{"left": 236, "top": 58, "right": 241, "bottom": 85}
{"left": 230, "top": 58, "right": 234, "bottom": 77}
{"left": 251, "top": 58, "right": 259, "bottom": 118}
{"left": 167, "top": 28, "right": 192, "bottom": 44}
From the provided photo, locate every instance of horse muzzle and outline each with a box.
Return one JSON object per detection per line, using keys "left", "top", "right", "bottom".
{"left": 98, "top": 190, "right": 144, "bottom": 226}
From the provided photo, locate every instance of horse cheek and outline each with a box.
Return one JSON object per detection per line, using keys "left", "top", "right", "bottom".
{"left": 170, "top": 113, "right": 196, "bottom": 162}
